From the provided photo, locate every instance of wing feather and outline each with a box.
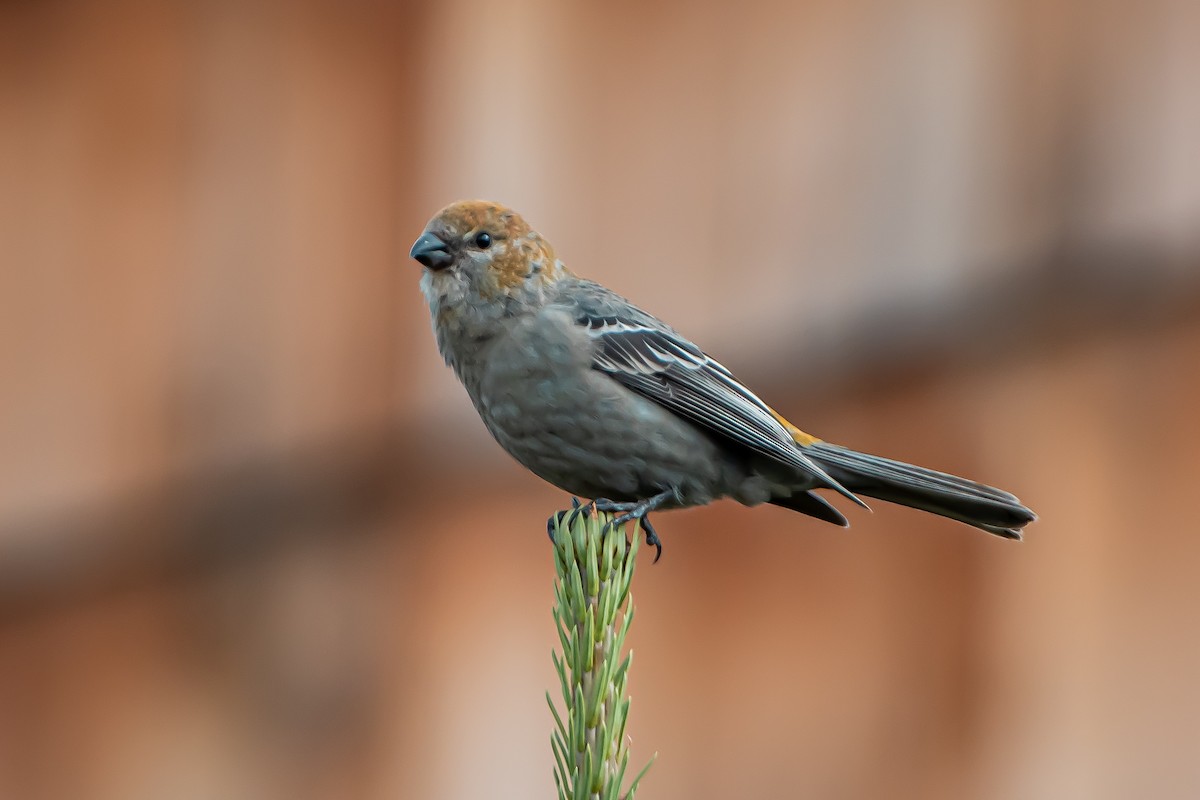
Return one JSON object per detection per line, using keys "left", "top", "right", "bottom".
{"left": 570, "top": 294, "right": 864, "bottom": 506}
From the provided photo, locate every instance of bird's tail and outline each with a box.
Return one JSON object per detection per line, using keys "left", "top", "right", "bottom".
{"left": 799, "top": 441, "right": 1036, "bottom": 539}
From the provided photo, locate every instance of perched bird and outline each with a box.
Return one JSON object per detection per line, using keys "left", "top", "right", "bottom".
{"left": 410, "top": 200, "right": 1035, "bottom": 559}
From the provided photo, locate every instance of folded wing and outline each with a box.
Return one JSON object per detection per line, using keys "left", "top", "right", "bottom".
{"left": 568, "top": 283, "right": 864, "bottom": 506}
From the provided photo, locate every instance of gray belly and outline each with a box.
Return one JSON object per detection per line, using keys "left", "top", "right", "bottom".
{"left": 477, "top": 357, "right": 728, "bottom": 504}
{"left": 480, "top": 367, "right": 724, "bottom": 501}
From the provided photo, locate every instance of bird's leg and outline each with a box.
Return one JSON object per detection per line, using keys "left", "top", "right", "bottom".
{"left": 595, "top": 490, "right": 673, "bottom": 563}
{"left": 546, "top": 497, "right": 594, "bottom": 543}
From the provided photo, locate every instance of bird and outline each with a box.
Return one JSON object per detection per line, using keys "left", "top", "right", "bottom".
{"left": 409, "top": 200, "right": 1035, "bottom": 560}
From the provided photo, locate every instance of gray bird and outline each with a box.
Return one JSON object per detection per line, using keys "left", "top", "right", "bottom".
{"left": 410, "top": 200, "right": 1035, "bottom": 559}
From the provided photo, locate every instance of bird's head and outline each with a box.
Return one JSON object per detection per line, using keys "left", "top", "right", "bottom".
{"left": 410, "top": 201, "right": 568, "bottom": 313}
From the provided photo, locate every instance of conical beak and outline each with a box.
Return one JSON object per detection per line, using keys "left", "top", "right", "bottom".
{"left": 410, "top": 231, "right": 452, "bottom": 270}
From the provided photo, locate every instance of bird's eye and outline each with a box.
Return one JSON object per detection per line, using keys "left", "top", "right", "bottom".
{"left": 473, "top": 232, "right": 492, "bottom": 249}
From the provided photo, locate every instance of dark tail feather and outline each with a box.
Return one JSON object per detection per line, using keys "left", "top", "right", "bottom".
{"left": 804, "top": 442, "right": 1036, "bottom": 539}
{"left": 770, "top": 490, "right": 849, "bottom": 527}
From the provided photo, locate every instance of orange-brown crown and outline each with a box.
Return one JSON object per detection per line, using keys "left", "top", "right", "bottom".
{"left": 426, "top": 200, "right": 533, "bottom": 242}
{"left": 422, "top": 200, "right": 562, "bottom": 291}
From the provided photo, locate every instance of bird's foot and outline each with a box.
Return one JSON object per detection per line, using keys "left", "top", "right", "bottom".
{"left": 639, "top": 515, "right": 663, "bottom": 564}
{"left": 546, "top": 497, "right": 593, "bottom": 543}
{"left": 595, "top": 491, "right": 672, "bottom": 563}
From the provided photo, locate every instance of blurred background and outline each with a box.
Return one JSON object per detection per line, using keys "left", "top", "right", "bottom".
{"left": 2, "top": 0, "right": 1199, "bottom": 798}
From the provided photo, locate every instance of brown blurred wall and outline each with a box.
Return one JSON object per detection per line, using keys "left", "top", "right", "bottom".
{"left": 1, "top": 0, "right": 1199, "bottom": 799}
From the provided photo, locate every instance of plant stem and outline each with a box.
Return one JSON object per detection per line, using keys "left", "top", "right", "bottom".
{"left": 548, "top": 505, "right": 655, "bottom": 800}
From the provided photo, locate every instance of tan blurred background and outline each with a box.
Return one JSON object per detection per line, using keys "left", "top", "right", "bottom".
{"left": 2, "top": 0, "right": 1199, "bottom": 798}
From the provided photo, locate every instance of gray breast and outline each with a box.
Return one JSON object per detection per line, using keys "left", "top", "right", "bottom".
{"left": 475, "top": 307, "right": 728, "bottom": 503}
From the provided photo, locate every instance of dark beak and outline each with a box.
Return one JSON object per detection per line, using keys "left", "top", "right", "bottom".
{"left": 410, "top": 231, "right": 453, "bottom": 270}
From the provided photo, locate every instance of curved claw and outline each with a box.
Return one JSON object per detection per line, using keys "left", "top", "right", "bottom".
{"left": 548, "top": 498, "right": 596, "bottom": 544}
{"left": 640, "top": 516, "right": 663, "bottom": 564}
{"left": 611, "top": 511, "right": 664, "bottom": 564}
{"left": 546, "top": 511, "right": 564, "bottom": 543}
{"left": 594, "top": 493, "right": 668, "bottom": 564}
